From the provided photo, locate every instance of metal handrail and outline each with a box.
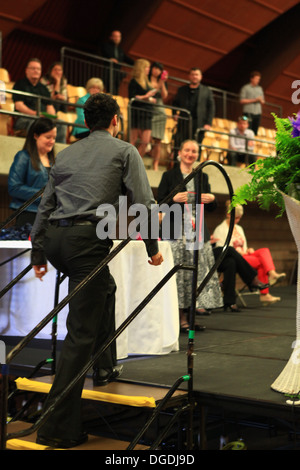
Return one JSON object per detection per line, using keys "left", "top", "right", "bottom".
{"left": 1, "top": 159, "right": 235, "bottom": 449}
{"left": 60, "top": 46, "right": 283, "bottom": 120}
{"left": 196, "top": 127, "right": 276, "bottom": 161}
{"left": 0, "top": 87, "right": 88, "bottom": 131}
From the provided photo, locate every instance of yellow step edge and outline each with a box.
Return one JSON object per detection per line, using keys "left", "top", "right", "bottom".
{"left": 15, "top": 377, "right": 156, "bottom": 408}
{"left": 6, "top": 438, "right": 64, "bottom": 450}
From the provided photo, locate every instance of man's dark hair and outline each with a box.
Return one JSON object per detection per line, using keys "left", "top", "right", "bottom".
{"left": 84, "top": 93, "right": 120, "bottom": 130}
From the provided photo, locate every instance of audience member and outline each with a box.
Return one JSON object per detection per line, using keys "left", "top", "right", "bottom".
{"left": 157, "top": 139, "right": 223, "bottom": 332}
{"left": 228, "top": 116, "right": 255, "bottom": 166}
{"left": 212, "top": 242, "right": 269, "bottom": 312}
{"left": 239, "top": 71, "right": 265, "bottom": 135}
{"left": 41, "top": 61, "right": 69, "bottom": 143}
{"left": 12, "top": 58, "right": 56, "bottom": 136}
{"left": 8, "top": 117, "right": 56, "bottom": 227}
{"left": 149, "top": 62, "right": 168, "bottom": 171}
{"left": 101, "top": 30, "right": 134, "bottom": 94}
{"left": 172, "top": 67, "right": 215, "bottom": 153}
{"left": 128, "top": 59, "right": 156, "bottom": 158}
{"left": 41, "top": 62, "right": 68, "bottom": 110}
{"left": 72, "top": 77, "right": 104, "bottom": 139}
{"left": 213, "top": 201, "right": 286, "bottom": 306}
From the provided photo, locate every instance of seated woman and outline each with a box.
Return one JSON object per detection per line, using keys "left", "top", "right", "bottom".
{"left": 8, "top": 117, "right": 57, "bottom": 228}
{"left": 212, "top": 243, "right": 268, "bottom": 312}
{"left": 213, "top": 201, "right": 286, "bottom": 306}
{"left": 157, "top": 139, "right": 223, "bottom": 332}
{"left": 41, "top": 61, "right": 68, "bottom": 143}
{"left": 72, "top": 77, "right": 104, "bottom": 139}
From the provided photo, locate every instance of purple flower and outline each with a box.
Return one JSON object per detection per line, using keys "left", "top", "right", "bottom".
{"left": 289, "top": 112, "right": 300, "bottom": 137}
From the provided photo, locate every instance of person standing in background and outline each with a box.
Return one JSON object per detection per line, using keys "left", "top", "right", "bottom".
{"left": 149, "top": 62, "right": 168, "bottom": 170}
{"left": 172, "top": 68, "right": 215, "bottom": 156}
{"left": 240, "top": 71, "right": 265, "bottom": 135}
{"left": 101, "top": 30, "right": 134, "bottom": 94}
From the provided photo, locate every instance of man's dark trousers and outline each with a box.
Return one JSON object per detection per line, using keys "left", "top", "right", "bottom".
{"left": 37, "top": 223, "right": 116, "bottom": 441}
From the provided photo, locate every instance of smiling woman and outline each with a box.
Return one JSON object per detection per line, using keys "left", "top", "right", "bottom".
{"left": 7, "top": 117, "right": 57, "bottom": 227}
{"left": 157, "top": 139, "right": 223, "bottom": 331}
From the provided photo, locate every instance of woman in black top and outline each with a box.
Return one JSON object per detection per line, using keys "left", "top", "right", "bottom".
{"left": 128, "top": 59, "right": 157, "bottom": 158}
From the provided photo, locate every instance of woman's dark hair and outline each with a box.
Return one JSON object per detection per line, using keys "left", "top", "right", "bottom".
{"left": 149, "top": 62, "right": 163, "bottom": 79}
{"left": 46, "top": 61, "right": 66, "bottom": 84}
{"left": 23, "top": 117, "right": 56, "bottom": 171}
{"left": 84, "top": 93, "right": 120, "bottom": 131}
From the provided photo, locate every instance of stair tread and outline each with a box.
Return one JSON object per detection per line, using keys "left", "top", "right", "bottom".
{"left": 6, "top": 421, "right": 148, "bottom": 450}
{"left": 15, "top": 375, "right": 188, "bottom": 408}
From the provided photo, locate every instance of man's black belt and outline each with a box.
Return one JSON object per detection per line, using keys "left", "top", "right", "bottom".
{"left": 50, "top": 219, "right": 96, "bottom": 227}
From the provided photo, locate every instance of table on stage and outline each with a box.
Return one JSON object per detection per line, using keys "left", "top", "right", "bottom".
{"left": 0, "top": 240, "right": 179, "bottom": 359}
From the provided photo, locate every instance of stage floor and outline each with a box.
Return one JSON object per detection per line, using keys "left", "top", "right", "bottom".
{"left": 2, "top": 284, "right": 300, "bottom": 449}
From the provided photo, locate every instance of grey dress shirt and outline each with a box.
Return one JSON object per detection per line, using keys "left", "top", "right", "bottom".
{"left": 30, "top": 130, "right": 159, "bottom": 265}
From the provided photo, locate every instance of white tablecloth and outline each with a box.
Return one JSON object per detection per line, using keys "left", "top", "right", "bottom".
{"left": 0, "top": 240, "right": 179, "bottom": 359}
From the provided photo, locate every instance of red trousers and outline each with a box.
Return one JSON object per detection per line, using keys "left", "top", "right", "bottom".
{"left": 243, "top": 248, "right": 275, "bottom": 294}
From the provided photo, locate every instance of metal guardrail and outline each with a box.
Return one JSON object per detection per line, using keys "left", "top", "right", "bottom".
{"left": 0, "top": 87, "right": 126, "bottom": 139}
{"left": 60, "top": 46, "right": 283, "bottom": 124}
{"left": 196, "top": 127, "right": 276, "bottom": 163}
{"left": 0, "top": 87, "right": 87, "bottom": 132}
{"left": 0, "top": 159, "right": 235, "bottom": 450}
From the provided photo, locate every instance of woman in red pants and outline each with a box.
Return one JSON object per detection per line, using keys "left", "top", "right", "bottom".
{"left": 213, "top": 201, "right": 286, "bottom": 306}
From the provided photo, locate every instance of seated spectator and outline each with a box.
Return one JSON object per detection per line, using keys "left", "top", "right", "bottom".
{"left": 41, "top": 61, "right": 68, "bottom": 143}
{"left": 129, "top": 59, "right": 157, "bottom": 158}
{"left": 72, "top": 78, "right": 104, "bottom": 139}
{"left": 212, "top": 242, "right": 269, "bottom": 312}
{"left": 8, "top": 117, "right": 56, "bottom": 227}
{"left": 228, "top": 116, "right": 255, "bottom": 166}
{"left": 213, "top": 201, "right": 286, "bottom": 306}
{"left": 12, "top": 58, "right": 56, "bottom": 136}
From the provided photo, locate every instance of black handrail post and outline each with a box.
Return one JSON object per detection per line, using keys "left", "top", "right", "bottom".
{"left": 51, "top": 271, "right": 60, "bottom": 375}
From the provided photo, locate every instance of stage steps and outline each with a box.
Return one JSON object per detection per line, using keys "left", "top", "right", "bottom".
{"left": 6, "top": 375, "right": 189, "bottom": 450}
{"left": 6, "top": 421, "right": 149, "bottom": 450}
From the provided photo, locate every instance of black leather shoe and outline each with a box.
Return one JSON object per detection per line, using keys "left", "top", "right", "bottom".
{"left": 224, "top": 304, "right": 241, "bottom": 313}
{"left": 93, "top": 364, "right": 123, "bottom": 386}
{"left": 195, "top": 308, "right": 212, "bottom": 316}
{"left": 248, "top": 280, "right": 269, "bottom": 292}
{"left": 36, "top": 432, "right": 88, "bottom": 449}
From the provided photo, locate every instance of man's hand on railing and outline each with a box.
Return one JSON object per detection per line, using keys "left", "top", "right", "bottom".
{"left": 33, "top": 264, "right": 48, "bottom": 281}
{"left": 148, "top": 251, "right": 164, "bottom": 266}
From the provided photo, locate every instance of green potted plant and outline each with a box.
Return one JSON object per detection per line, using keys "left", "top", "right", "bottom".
{"left": 232, "top": 112, "right": 300, "bottom": 398}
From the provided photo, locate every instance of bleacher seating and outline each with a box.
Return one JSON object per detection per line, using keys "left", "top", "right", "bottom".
{"left": 0, "top": 66, "right": 277, "bottom": 162}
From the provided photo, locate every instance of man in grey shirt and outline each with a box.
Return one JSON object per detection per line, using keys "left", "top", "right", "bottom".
{"left": 30, "top": 93, "right": 163, "bottom": 448}
{"left": 240, "top": 71, "right": 265, "bottom": 135}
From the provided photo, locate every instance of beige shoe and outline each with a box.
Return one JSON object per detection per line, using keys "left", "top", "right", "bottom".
{"left": 269, "top": 273, "right": 286, "bottom": 287}
{"left": 260, "top": 294, "right": 281, "bottom": 306}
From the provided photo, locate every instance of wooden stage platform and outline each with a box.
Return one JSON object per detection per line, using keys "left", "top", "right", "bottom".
{"left": 2, "top": 284, "right": 300, "bottom": 450}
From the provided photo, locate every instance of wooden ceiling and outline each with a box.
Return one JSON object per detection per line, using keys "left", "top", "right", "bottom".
{"left": 1, "top": 0, "right": 300, "bottom": 118}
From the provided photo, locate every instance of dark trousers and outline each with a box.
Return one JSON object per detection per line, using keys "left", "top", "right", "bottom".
{"left": 37, "top": 224, "right": 116, "bottom": 441}
{"left": 244, "top": 113, "right": 261, "bottom": 135}
{"left": 214, "top": 246, "right": 257, "bottom": 305}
